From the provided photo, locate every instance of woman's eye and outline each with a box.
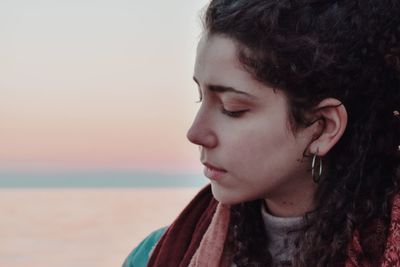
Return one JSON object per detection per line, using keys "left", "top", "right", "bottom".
{"left": 194, "top": 97, "right": 247, "bottom": 118}
{"left": 221, "top": 108, "right": 248, "bottom": 118}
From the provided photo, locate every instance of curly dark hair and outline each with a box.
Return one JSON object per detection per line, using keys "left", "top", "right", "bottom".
{"left": 203, "top": 0, "right": 400, "bottom": 266}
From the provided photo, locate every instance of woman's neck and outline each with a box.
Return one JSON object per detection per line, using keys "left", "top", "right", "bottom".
{"left": 264, "top": 179, "right": 317, "bottom": 217}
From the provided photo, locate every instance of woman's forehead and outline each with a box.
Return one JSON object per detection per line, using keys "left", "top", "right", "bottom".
{"left": 194, "top": 35, "right": 279, "bottom": 100}
{"left": 195, "top": 36, "right": 253, "bottom": 87}
{"left": 195, "top": 35, "right": 240, "bottom": 72}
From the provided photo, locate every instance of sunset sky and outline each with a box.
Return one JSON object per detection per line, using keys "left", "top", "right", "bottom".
{"left": 0, "top": 0, "right": 209, "bottom": 173}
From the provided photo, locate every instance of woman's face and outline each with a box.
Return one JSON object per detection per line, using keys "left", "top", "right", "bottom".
{"left": 187, "top": 35, "right": 317, "bottom": 212}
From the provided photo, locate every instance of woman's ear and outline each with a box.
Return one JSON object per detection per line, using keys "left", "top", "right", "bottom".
{"left": 308, "top": 98, "right": 348, "bottom": 156}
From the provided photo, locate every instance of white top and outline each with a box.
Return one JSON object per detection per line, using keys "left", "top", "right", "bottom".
{"left": 261, "top": 203, "right": 303, "bottom": 266}
{"left": 231, "top": 203, "right": 304, "bottom": 267}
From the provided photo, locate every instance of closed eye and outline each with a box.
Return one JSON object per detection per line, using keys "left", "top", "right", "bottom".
{"left": 194, "top": 95, "right": 248, "bottom": 118}
{"left": 221, "top": 108, "right": 249, "bottom": 118}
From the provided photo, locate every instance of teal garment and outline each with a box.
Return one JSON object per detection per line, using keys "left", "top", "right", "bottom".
{"left": 122, "top": 227, "right": 167, "bottom": 267}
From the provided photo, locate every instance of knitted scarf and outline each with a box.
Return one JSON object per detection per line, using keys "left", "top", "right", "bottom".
{"left": 148, "top": 185, "right": 400, "bottom": 267}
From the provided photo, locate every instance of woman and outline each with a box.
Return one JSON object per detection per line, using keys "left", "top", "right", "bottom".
{"left": 123, "top": 0, "right": 400, "bottom": 266}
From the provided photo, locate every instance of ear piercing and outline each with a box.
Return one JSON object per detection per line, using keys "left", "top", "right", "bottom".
{"left": 312, "top": 148, "right": 323, "bottom": 183}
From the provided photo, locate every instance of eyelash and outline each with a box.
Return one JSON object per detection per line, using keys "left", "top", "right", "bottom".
{"left": 221, "top": 108, "right": 247, "bottom": 118}
{"left": 195, "top": 97, "right": 248, "bottom": 118}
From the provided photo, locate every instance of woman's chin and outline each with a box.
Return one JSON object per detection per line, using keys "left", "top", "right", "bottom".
{"left": 210, "top": 185, "right": 249, "bottom": 205}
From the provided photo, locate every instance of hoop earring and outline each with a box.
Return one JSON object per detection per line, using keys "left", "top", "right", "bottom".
{"left": 311, "top": 148, "right": 323, "bottom": 183}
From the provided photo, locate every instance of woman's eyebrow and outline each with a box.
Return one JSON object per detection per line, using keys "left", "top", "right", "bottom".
{"left": 193, "top": 76, "right": 256, "bottom": 99}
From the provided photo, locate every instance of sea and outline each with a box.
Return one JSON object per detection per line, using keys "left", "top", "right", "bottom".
{"left": 0, "top": 171, "right": 207, "bottom": 267}
{"left": 0, "top": 170, "right": 207, "bottom": 188}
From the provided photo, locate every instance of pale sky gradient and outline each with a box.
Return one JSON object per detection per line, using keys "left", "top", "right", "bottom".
{"left": 0, "top": 0, "right": 209, "bottom": 173}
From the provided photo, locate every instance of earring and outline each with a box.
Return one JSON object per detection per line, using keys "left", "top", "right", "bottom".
{"left": 312, "top": 148, "right": 323, "bottom": 183}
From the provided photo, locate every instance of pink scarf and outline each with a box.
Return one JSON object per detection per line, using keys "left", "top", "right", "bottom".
{"left": 188, "top": 203, "right": 231, "bottom": 267}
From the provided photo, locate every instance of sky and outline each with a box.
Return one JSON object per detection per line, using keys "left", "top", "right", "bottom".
{"left": 0, "top": 0, "right": 209, "bottom": 173}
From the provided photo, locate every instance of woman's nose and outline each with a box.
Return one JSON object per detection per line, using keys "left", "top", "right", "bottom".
{"left": 186, "top": 110, "right": 218, "bottom": 148}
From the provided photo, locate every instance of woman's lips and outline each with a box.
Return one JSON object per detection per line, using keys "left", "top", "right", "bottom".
{"left": 203, "top": 163, "right": 227, "bottom": 180}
